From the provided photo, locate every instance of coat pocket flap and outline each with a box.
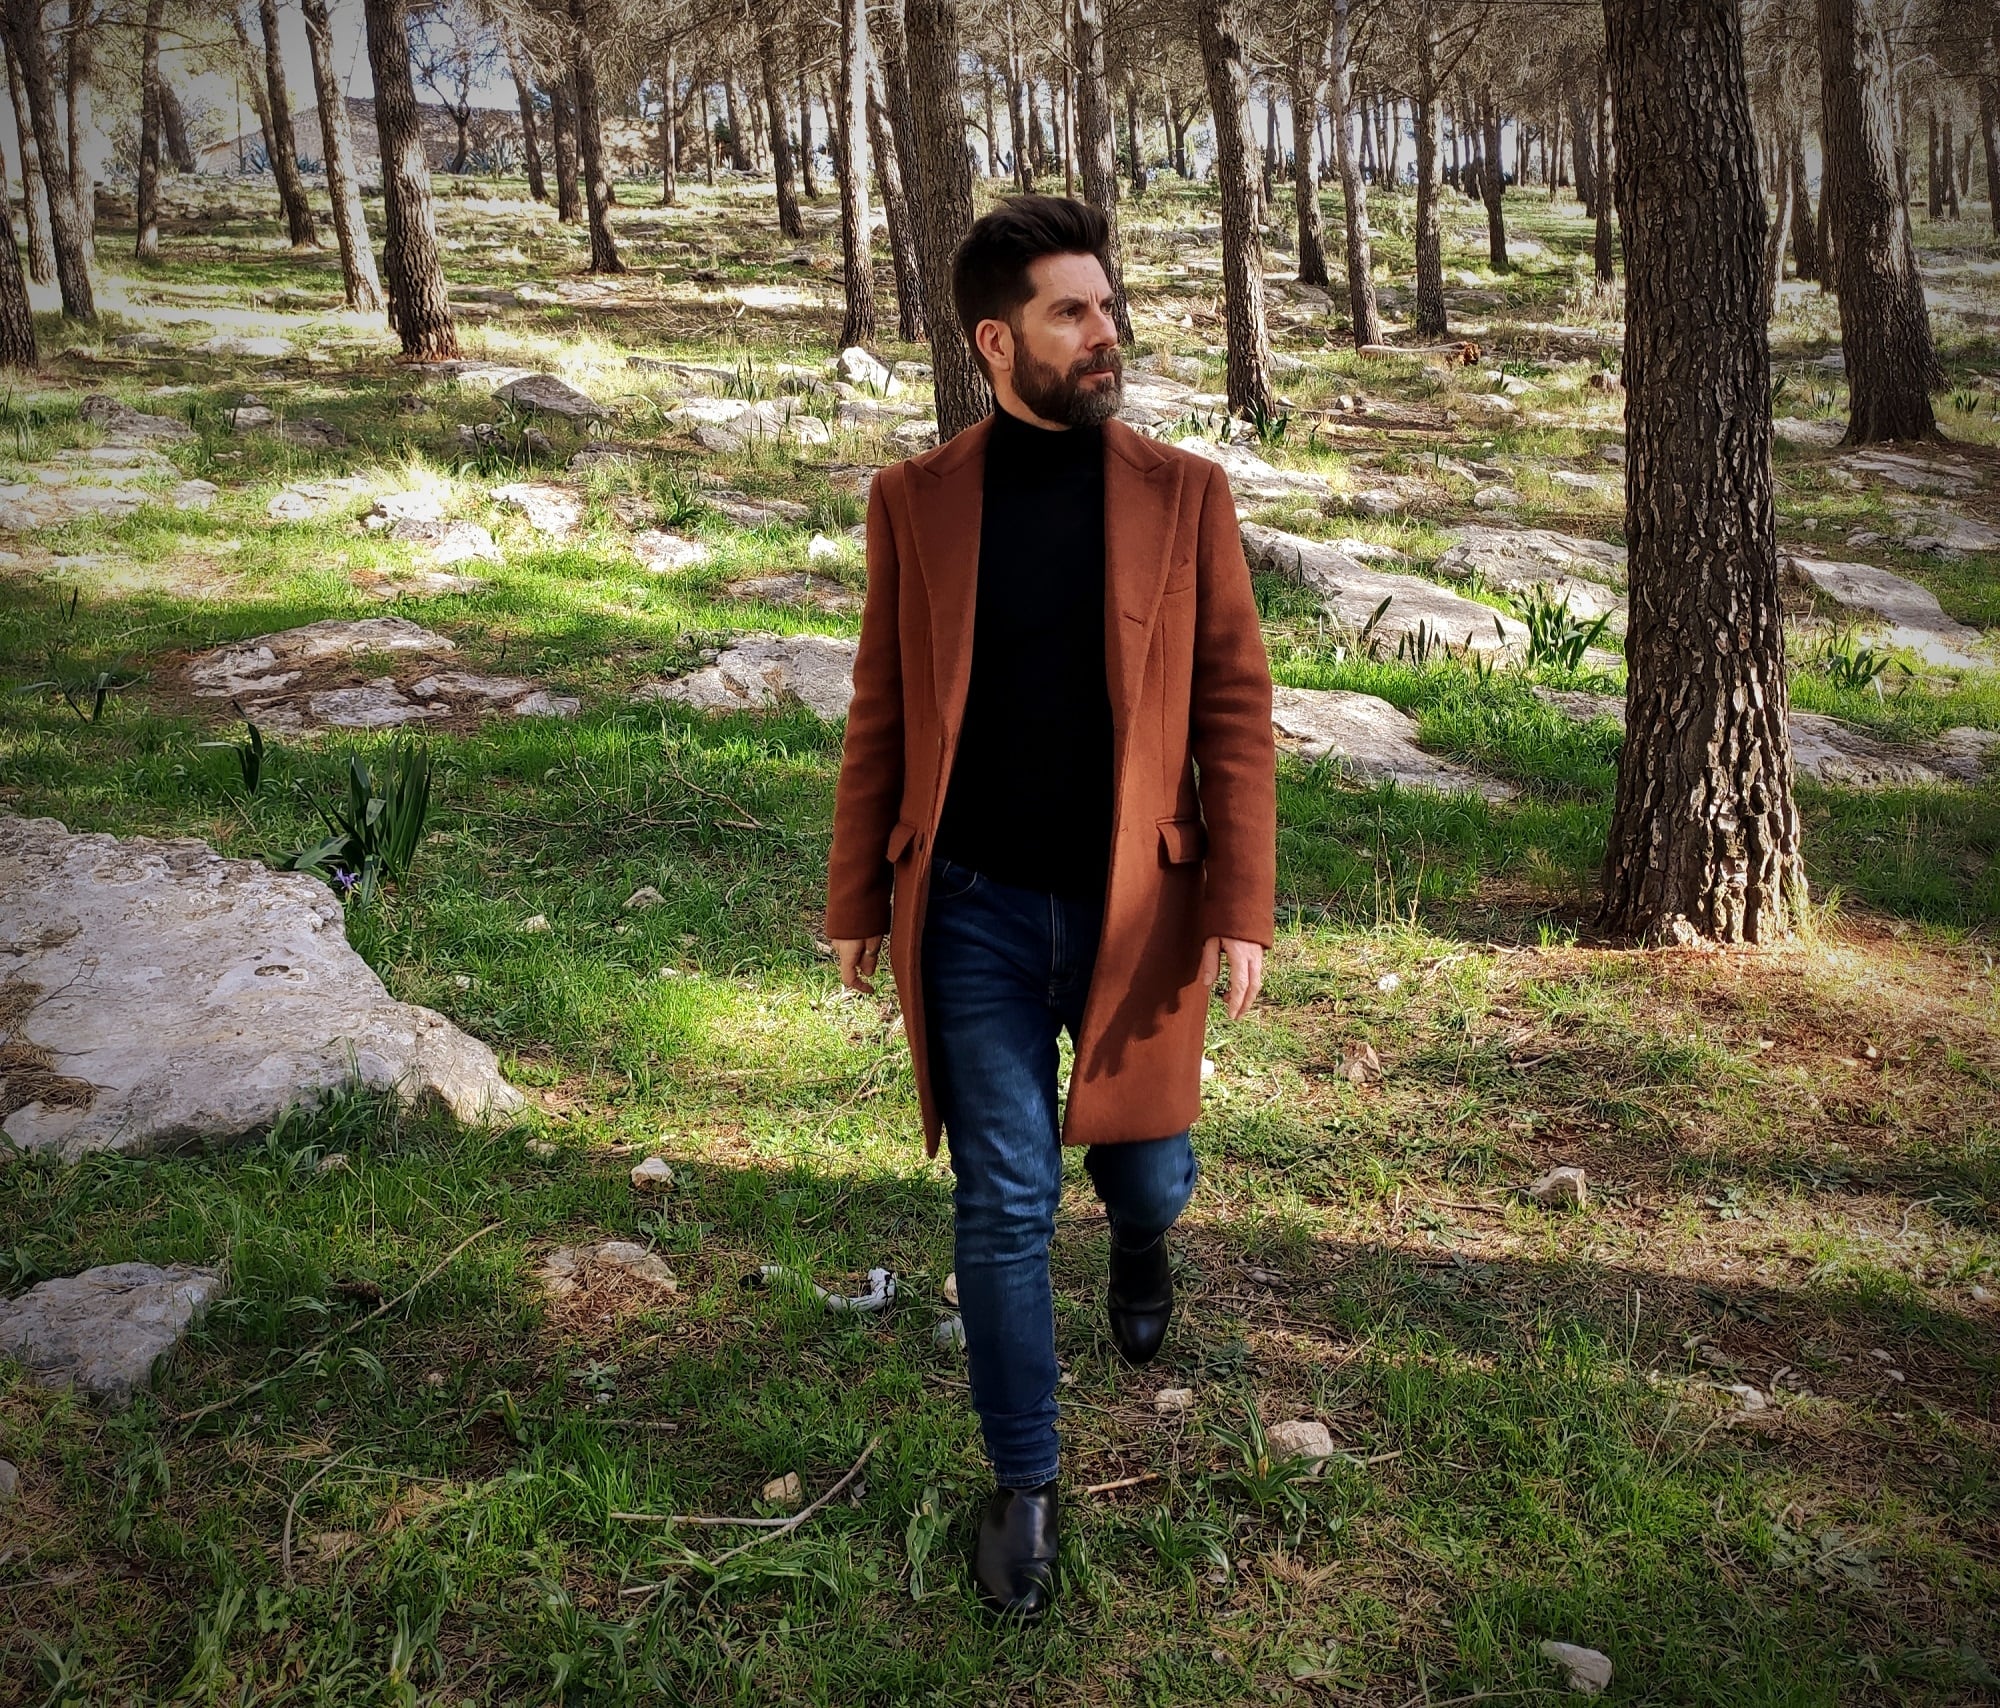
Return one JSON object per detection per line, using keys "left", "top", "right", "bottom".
{"left": 1157, "top": 815, "right": 1207, "bottom": 864}
{"left": 885, "top": 819, "right": 917, "bottom": 863}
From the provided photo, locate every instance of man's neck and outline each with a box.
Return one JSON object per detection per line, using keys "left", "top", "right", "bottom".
{"left": 992, "top": 389, "right": 1071, "bottom": 433}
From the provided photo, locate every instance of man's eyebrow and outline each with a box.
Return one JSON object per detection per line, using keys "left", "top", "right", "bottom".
{"left": 1045, "top": 291, "right": 1108, "bottom": 311}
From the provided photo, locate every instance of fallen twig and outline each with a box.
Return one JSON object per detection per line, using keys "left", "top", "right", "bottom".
{"left": 619, "top": 1433, "right": 882, "bottom": 1596}
{"left": 1081, "top": 1471, "right": 1161, "bottom": 1497}
{"left": 175, "top": 1223, "right": 502, "bottom": 1432}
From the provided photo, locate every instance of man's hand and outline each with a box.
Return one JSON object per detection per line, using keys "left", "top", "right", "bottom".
{"left": 834, "top": 936, "right": 884, "bottom": 994}
{"left": 1200, "top": 936, "right": 1264, "bottom": 1019}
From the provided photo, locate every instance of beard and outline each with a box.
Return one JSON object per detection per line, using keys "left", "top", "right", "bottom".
{"left": 1010, "top": 338, "right": 1124, "bottom": 426}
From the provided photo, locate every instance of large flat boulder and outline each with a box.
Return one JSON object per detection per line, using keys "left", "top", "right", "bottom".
{"left": 0, "top": 1263, "right": 225, "bottom": 1406}
{"left": 0, "top": 817, "right": 525, "bottom": 1158}
{"left": 1175, "top": 437, "right": 1333, "bottom": 506}
{"left": 1243, "top": 524, "right": 1531, "bottom": 657}
{"left": 1432, "top": 525, "right": 1628, "bottom": 628}
{"left": 634, "top": 634, "right": 859, "bottom": 720}
{"left": 1836, "top": 449, "right": 1980, "bottom": 497}
{"left": 1271, "top": 686, "right": 1516, "bottom": 799}
{"left": 1782, "top": 555, "right": 1988, "bottom": 669}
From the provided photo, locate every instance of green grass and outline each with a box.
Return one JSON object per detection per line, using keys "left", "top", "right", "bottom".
{"left": 2, "top": 169, "right": 1998, "bottom": 1705}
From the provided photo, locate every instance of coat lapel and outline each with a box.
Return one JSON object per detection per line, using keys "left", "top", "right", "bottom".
{"left": 1103, "top": 422, "right": 1186, "bottom": 729}
{"left": 904, "top": 418, "right": 990, "bottom": 739}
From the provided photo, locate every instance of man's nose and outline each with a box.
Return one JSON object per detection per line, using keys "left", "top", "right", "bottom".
{"left": 1086, "top": 305, "right": 1117, "bottom": 348}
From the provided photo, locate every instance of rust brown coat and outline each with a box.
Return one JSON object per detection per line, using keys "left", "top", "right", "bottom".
{"left": 824, "top": 416, "right": 1276, "bottom": 1155}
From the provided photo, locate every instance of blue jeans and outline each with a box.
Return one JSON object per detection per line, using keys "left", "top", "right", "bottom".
{"left": 920, "top": 853, "right": 1198, "bottom": 1489}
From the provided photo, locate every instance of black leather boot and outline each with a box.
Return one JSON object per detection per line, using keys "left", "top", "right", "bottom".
{"left": 972, "top": 1481, "right": 1059, "bottom": 1621}
{"left": 1107, "top": 1232, "right": 1174, "bottom": 1365}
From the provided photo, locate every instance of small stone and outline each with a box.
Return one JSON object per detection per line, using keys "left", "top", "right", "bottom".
{"left": 1343, "top": 1041, "right": 1383, "bottom": 1085}
{"left": 1200, "top": 1055, "right": 1217, "bottom": 1080}
{"left": 942, "top": 1271, "right": 959, "bottom": 1307}
{"left": 1472, "top": 485, "right": 1520, "bottom": 509}
{"left": 623, "top": 886, "right": 666, "bottom": 910}
{"left": 525, "top": 1138, "right": 558, "bottom": 1159}
{"left": 1586, "top": 371, "right": 1623, "bottom": 393}
{"left": 0, "top": 1263, "right": 226, "bottom": 1406}
{"left": 1265, "top": 1419, "right": 1334, "bottom": 1467}
{"left": 1155, "top": 1387, "right": 1194, "bottom": 1416}
{"left": 1376, "top": 973, "right": 1402, "bottom": 994}
{"left": 0, "top": 1459, "right": 17, "bottom": 1502}
{"left": 317, "top": 1152, "right": 349, "bottom": 1173}
{"left": 1973, "top": 1285, "right": 1994, "bottom": 1304}
{"left": 630, "top": 1156, "right": 675, "bottom": 1193}
{"left": 631, "top": 530, "right": 710, "bottom": 573}
{"left": 835, "top": 346, "right": 893, "bottom": 390}
{"left": 1539, "top": 1641, "right": 1613, "bottom": 1696}
{"left": 523, "top": 914, "right": 551, "bottom": 933}
{"left": 1527, "top": 1166, "right": 1587, "bottom": 1209}
{"left": 763, "top": 1472, "right": 805, "bottom": 1509}
{"left": 452, "top": 974, "right": 474, "bottom": 990}
{"left": 1718, "top": 1383, "right": 1766, "bottom": 1412}
{"left": 495, "top": 374, "right": 608, "bottom": 420}
{"left": 933, "top": 1314, "right": 966, "bottom": 1350}
{"left": 424, "top": 1370, "right": 446, "bottom": 1388}
{"left": 806, "top": 532, "right": 842, "bottom": 562}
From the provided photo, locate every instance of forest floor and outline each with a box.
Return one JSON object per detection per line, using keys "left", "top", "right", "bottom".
{"left": 1, "top": 172, "right": 1997, "bottom": 1705}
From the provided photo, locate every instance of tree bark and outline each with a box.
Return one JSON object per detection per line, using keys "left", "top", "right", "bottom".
{"left": 799, "top": 58, "right": 819, "bottom": 198}
{"left": 1594, "top": 65, "right": 1615, "bottom": 282}
{"left": 0, "top": 139, "right": 34, "bottom": 367}
{"left": 1569, "top": 79, "right": 1596, "bottom": 212}
{"left": 1413, "top": 20, "right": 1447, "bottom": 338}
{"left": 1003, "top": 0, "right": 1030, "bottom": 188}
{"left": 1072, "top": 0, "right": 1132, "bottom": 341}
{"left": 570, "top": 0, "right": 624, "bottom": 272}
{"left": 1480, "top": 82, "right": 1507, "bottom": 268}
{"left": 253, "top": 0, "right": 317, "bottom": 247}
{"left": 1762, "top": 118, "right": 1793, "bottom": 315}
{"left": 550, "top": 80, "right": 582, "bottom": 221}
{"left": 1195, "top": 0, "right": 1273, "bottom": 418}
{"left": 301, "top": 0, "right": 382, "bottom": 311}
{"left": 1816, "top": 0, "right": 1940, "bottom": 441}
{"left": 1, "top": 2, "right": 90, "bottom": 318}
{"left": 1981, "top": 79, "right": 2000, "bottom": 239}
{"left": 1330, "top": 0, "right": 1379, "bottom": 345}
{"left": 1942, "top": 113, "right": 1958, "bottom": 219}
{"left": 1598, "top": 0, "right": 1804, "bottom": 948}
{"left": 904, "top": 0, "right": 986, "bottom": 437}
{"left": 660, "top": 42, "right": 678, "bottom": 205}
{"left": 361, "top": 0, "right": 458, "bottom": 359}
{"left": 505, "top": 31, "right": 547, "bottom": 202}
{"left": 1125, "top": 72, "right": 1145, "bottom": 196}
{"left": 758, "top": 22, "right": 805, "bottom": 240}
{"left": 837, "top": 0, "right": 875, "bottom": 348}
{"left": 1925, "top": 105, "right": 1942, "bottom": 219}
{"left": 135, "top": 0, "right": 163, "bottom": 261}
{"left": 4, "top": 42, "right": 51, "bottom": 285}
{"left": 64, "top": 8, "right": 93, "bottom": 259}
{"left": 722, "top": 72, "right": 750, "bottom": 170}
{"left": 1288, "top": 55, "right": 1330, "bottom": 288}
{"left": 980, "top": 59, "right": 999, "bottom": 176}
{"left": 159, "top": 75, "right": 196, "bottom": 172}
{"left": 867, "top": 49, "right": 925, "bottom": 339}
{"left": 1788, "top": 121, "right": 1818, "bottom": 277}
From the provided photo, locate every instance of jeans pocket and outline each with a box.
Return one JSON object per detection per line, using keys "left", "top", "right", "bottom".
{"left": 928, "top": 855, "right": 983, "bottom": 902}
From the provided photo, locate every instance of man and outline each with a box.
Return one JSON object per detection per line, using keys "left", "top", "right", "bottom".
{"left": 825, "top": 196, "right": 1276, "bottom": 1622}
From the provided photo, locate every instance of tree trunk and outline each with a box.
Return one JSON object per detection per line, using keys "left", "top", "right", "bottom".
{"left": 701, "top": 76, "right": 714, "bottom": 186}
{"left": 904, "top": 0, "right": 986, "bottom": 437}
{"left": 799, "top": 59, "right": 819, "bottom": 198}
{"left": 0, "top": 141, "right": 34, "bottom": 367}
{"left": 1288, "top": 56, "right": 1330, "bottom": 288}
{"left": 875, "top": 0, "right": 925, "bottom": 220}
{"left": 361, "top": 0, "right": 458, "bottom": 359}
{"left": 301, "top": 0, "right": 382, "bottom": 311}
{"left": 1195, "top": 0, "right": 1273, "bottom": 418}
{"left": 758, "top": 24, "right": 805, "bottom": 240}
{"left": 1762, "top": 119, "right": 1793, "bottom": 315}
{"left": 1072, "top": 0, "right": 1132, "bottom": 340}
{"left": 1481, "top": 83, "right": 1507, "bottom": 267}
{"left": 722, "top": 73, "right": 750, "bottom": 170}
{"left": 1061, "top": 51, "right": 1075, "bottom": 197}
{"left": 1981, "top": 79, "right": 2000, "bottom": 239}
{"left": 4, "top": 43, "right": 51, "bottom": 285}
{"left": 1330, "top": 0, "right": 1379, "bottom": 345}
{"left": 1413, "top": 35, "right": 1447, "bottom": 338}
{"left": 1942, "top": 113, "right": 1959, "bottom": 219}
{"left": 1598, "top": 0, "right": 1804, "bottom": 948}
{"left": 1594, "top": 67, "right": 1615, "bottom": 282}
{"left": 867, "top": 49, "right": 925, "bottom": 339}
{"left": 135, "top": 0, "right": 163, "bottom": 261}
{"left": 64, "top": 10, "right": 93, "bottom": 259}
{"left": 1817, "top": 0, "right": 1940, "bottom": 441}
{"left": 506, "top": 32, "right": 547, "bottom": 202}
{"left": 1788, "top": 123, "right": 1818, "bottom": 277}
{"left": 1004, "top": 1, "right": 1030, "bottom": 188}
{"left": 660, "top": 43, "right": 678, "bottom": 205}
{"left": 1126, "top": 72, "right": 1146, "bottom": 196}
{"left": 1, "top": 2, "right": 90, "bottom": 318}
{"left": 1925, "top": 105, "right": 1942, "bottom": 219}
{"left": 159, "top": 74, "right": 195, "bottom": 172}
{"left": 1570, "top": 80, "right": 1596, "bottom": 212}
{"left": 981, "top": 61, "right": 999, "bottom": 176}
{"left": 571, "top": 0, "right": 624, "bottom": 271}
{"left": 550, "top": 79, "right": 582, "bottom": 221}
{"left": 837, "top": 0, "right": 874, "bottom": 348}
{"left": 254, "top": 0, "right": 317, "bottom": 247}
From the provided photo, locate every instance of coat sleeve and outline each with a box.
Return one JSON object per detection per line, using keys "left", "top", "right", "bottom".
{"left": 1189, "top": 460, "right": 1277, "bottom": 948}
{"left": 824, "top": 471, "right": 907, "bottom": 941}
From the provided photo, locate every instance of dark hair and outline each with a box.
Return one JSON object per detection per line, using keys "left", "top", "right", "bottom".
{"left": 951, "top": 195, "right": 1112, "bottom": 377}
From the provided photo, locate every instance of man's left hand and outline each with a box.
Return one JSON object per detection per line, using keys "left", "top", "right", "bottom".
{"left": 1200, "top": 936, "right": 1264, "bottom": 1020}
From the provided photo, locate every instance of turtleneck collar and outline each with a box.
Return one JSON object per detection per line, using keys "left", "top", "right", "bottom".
{"left": 987, "top": 402, "right": 1104, "bottom": 473}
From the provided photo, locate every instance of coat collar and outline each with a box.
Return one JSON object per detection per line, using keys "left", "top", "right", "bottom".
{"left": 904, "top": 414, "right": 1185, "bottom": 740}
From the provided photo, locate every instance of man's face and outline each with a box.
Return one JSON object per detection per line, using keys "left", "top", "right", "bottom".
{"left": 982, "top": 251, "right": 1123, "bottom": 427}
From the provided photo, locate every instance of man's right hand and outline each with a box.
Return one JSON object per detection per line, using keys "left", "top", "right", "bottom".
{"left": 834, "top": 936, "right": 884, "bottom": 994}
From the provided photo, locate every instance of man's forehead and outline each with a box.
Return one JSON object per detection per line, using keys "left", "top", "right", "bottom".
{"left": 1025, "top": 252, "right": 1112, "bottom": 307}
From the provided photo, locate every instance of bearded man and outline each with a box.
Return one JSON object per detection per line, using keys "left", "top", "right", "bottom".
{"left": 824, "top": 195, "right": 1276, "bottom": 1622}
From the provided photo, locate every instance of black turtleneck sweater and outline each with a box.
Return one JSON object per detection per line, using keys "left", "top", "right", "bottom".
{"left": 932, "top": 407, "right": 1114, "bottom": 901}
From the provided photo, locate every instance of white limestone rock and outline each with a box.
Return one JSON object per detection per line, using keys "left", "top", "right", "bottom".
{"left": 78, "top": 394, "right": 194, "bottom": 444}
{"left": 835, "top": 345, "right": 894, "bottom": 391}
{"left": 490, "top": 482, "right": 585, "bottom": 538}
{"left": 1781, "top": 554, "right": 1988, "bottom": 668}
{"left": 635, "top": 633, "right": 859, "bottom": 720}
{"left": 1271, "top": 686, "right": 1517, "bottom": 800}
{"left": 1539, "top": 1641, "right": 1613, "bottom": 1697}
{"left": 1527, "top": 1165, "right": 1588, "bottom": 1208}
{"left": 722, "top": 572, "right": 861, "bottom": 614}
{"left": 0, "top": 1263, "right": 226, "bottom": 1406}
{"left": 1772, "top": 416, "right": 1845, "bottom": 449}
{"left": 1242, "top": 524, "right": 1532, "bottom": 657}
{"left": 187, "top": 617, "right": 452, "bottom": 698}
{"left": 0, "top": 818, "right": 524, "bottom": 1157}
{"left": 1434, "top": 524, "right": 1629, "bottom": 591}
{"left": 1174, "top": 437, "right": 1331, "bottom": 505}
{"left": 1265, "top": 1418, "right": 1335, "bottom": 1467}
{"left": 631, "top": 530, "right": 711, "bottom": 572}
{"left": 1836, "top": 449, "right": 1980, "bottom": 496}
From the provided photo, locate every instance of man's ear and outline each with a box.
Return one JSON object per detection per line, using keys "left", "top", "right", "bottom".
{"left": 974, "top": 315, "right": 1013, "bottom": 377}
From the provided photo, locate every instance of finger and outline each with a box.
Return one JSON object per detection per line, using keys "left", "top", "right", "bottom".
{"left": 1200, "top": 935, "right": 1220, "bottom": 988}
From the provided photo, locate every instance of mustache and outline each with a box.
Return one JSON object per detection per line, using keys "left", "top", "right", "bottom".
{"left": 1075, "top": 350, "right": 1121, "bottom": 376}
